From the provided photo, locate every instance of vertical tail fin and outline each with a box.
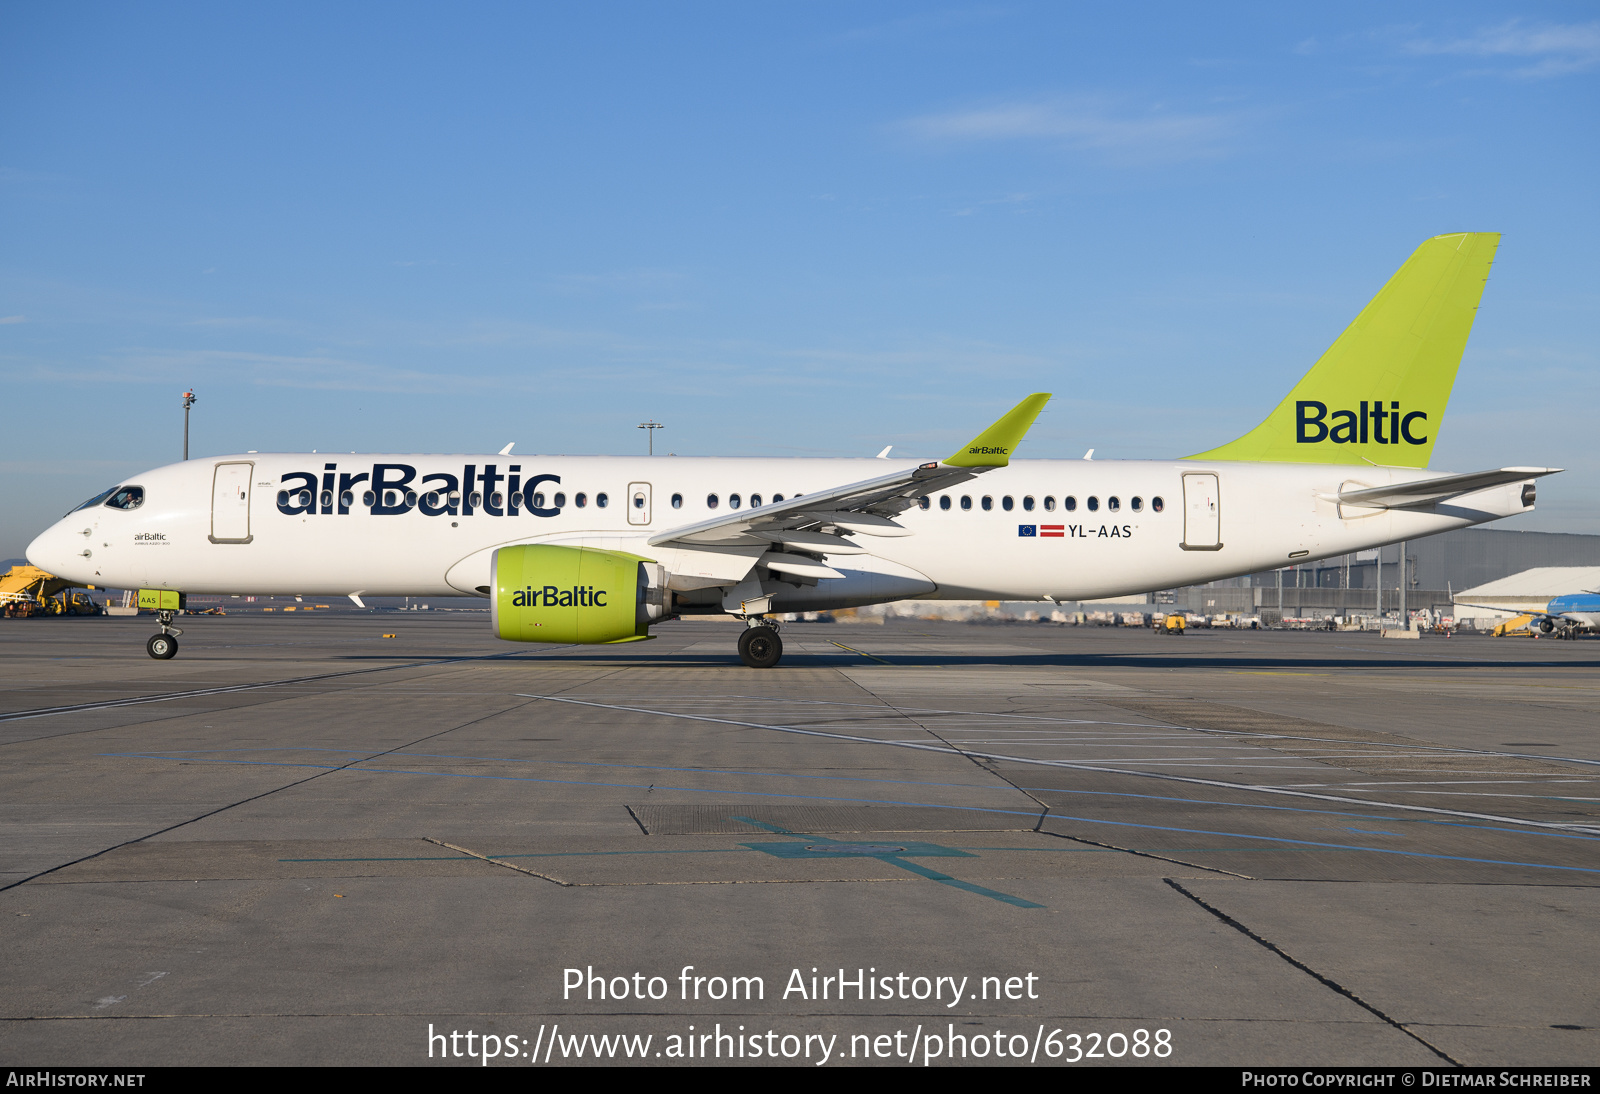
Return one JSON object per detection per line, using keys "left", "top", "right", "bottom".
{"left": 1186, "top": 232, "right": 1499, "bottom": 468}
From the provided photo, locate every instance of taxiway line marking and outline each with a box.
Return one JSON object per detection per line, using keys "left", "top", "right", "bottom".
{"left": 520, "top": 694, "right": 1600, "bottom": 836}
{"left": 0, "top": 647, "right": 576, "bottom": 725}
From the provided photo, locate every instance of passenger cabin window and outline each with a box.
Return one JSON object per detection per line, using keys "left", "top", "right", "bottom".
{"left": 576, "top": 492, "right": 588, "bottom": 508}
{"left": 939, "top": 496, "right": 952, "bottom": 511}
{"left": 509, "top": 492, "right": 523, "bottom": 508}
{"left": 1108, "top": 496, "right": 1120, "bottom": 512}
{"left": 1022, "top": 496, "right": 1034, "bottom": 512}
{"left": 729, "top": 494, "right": 742, "bottom": 509}
{"left": 529, "top": 492, "right": 543, "bottom": 508}
{"left": 960, "top": 496, "right": 972, "bottom": 511}
{"left": 363, "top": 490, "right": 377, "bottom": 506}
{"left": 1152, "top": 496, "right": 1164, "bottom": 512}
{"left": 981, "top": 496, "right": 993, "bottom": 511}
{"left": 773, "top": 494, "right": 784, "bottom": 503}
{"left": 707, "top": 493, "right": 719, "bottom": 509}
{"left": 918, "top": 496, "right": 930, "bottom": 510}
{"left": 1001, "top": 496, "right": 1013, "bottom": 511}
{"left": 597, "top": 492, "right": 609, "bottom": 508}
{"left": 468, "top": 491, "right": 482, "bottom": 508}
{"left": 553, "top": 492, "right": 566, "bottom": 508}
{"left": 1087, "top": 496, "right": 1099, "bottom": 511}
{"left": 1063, "top": 496, "right": 1077, "bottom": 511}
{"left": 750, "top": 494, "right": 762, "bottom": 507}
{"left": 1131, "top": 496, "right": 1143, "bottom": 512}
{"left": 633, "top": 492, "right": 645, "bottom": 509}
{"left": 104, "top": 486, "right": 145, "bottom": 511}
{"left": 320, "top": 490, "right": 333, "bottom": 510}
{"left": 671, "top": 493, "right": 682, "bottom": 509}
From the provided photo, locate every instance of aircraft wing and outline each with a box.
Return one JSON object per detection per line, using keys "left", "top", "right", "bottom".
{"left": 647, "top": 393, "right": 1050, "bottom": 551}
{"left": 1331, "top": 467, "right": 1561, "bottom": 510}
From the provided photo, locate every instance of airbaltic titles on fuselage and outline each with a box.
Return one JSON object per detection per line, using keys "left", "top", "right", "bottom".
{"left": 276, "top": 462, "right": 562, "bottom": 518}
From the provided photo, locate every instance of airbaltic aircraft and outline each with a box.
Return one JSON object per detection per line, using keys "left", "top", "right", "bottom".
{"left": 27, "top": 233, "right": 1559, "bottom": 666}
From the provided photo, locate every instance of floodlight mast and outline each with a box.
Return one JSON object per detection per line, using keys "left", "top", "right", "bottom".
{"left": 638, "top": 419, "right": 663, "bottom": 455}
{"left": 182, "top": 389, "right": 198, "bottom": 460}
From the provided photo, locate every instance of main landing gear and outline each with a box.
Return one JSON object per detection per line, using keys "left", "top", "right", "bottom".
{"left": 146, "top": 610, "right": 183, "bottom": 660}
{"left": 737, "top": 620, "right": 783, "bottom": 668}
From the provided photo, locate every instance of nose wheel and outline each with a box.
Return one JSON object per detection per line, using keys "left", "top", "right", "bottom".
{"left": 737, "top": 623, "right": 783, "bottom": 668}
{"left": 146, "top": 609, "right": 184, "bottom": 659}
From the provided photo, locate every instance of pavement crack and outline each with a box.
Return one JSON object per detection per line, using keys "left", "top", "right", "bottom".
{"left": 0, "top": 697, "right": 547, "bottom": 893}
{"left": 1162, "top": 878, "right": 1460, "bottom": 1065}
{"left": 422, "top": 838, "right": 571, "bottom": 886}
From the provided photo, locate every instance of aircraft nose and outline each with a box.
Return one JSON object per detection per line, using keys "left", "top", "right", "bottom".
{"left": 26, "top": 520, "right": 85, "bottom": 578}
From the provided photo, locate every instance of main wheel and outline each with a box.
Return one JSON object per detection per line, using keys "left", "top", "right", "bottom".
{"left": 146, "top": 634, "right": 179, "bottom": 660}
{"left": 737, "top": 627, "right": 783, "bottom": 668}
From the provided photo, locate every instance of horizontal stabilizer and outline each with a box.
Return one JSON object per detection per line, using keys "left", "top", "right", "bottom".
{"left": 1329, "top": 467, "right": 1560, "bottom": 510}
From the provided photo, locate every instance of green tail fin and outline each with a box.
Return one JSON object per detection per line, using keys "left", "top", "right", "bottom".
{"left": 1186, "top": 232, "right": 1499, "bottom": 468}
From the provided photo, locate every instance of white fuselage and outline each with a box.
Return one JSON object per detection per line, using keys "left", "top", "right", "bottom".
{"left": 26, "top": 453, "right": 1534, "bottom": 607}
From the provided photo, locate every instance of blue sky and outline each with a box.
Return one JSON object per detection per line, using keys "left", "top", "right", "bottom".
{"left": 3, "top": 2, "right": 1597, "bottom": 558}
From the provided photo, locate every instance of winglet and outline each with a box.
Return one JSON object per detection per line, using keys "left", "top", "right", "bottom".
{"left": 944, "top": 393, "right": 1051, "bottom": 467}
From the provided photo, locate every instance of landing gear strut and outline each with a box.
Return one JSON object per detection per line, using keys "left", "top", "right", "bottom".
{"left": 737, "top": 620, "right": 783, "bottom": 668}
{"left": 146, "top": 610, "right": 183, "bottom": 660}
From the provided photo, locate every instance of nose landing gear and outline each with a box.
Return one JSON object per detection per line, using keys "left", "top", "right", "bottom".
{"left": 737, "top": 620, "right": 783, "bottom": 668}
{"left": 146, "top": 609, "right": 184, "bottom": 660}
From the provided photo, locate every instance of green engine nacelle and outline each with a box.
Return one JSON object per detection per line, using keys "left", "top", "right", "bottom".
{"left": 492, "top": 544, "right": 667, "bottom": 644}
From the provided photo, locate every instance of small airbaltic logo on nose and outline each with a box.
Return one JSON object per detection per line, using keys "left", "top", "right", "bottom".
{"left": 1297, "top": 401, "right": 1428, "bottom": 446}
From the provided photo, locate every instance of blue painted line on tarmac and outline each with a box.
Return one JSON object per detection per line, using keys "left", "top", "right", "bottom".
{"left": 729, "top": 816, "right": 1040, "bottom": 908}
{"left": 101, "top": 753, "right": 1600, "bottom": 877}
{"left": 103, "top": 746, "right": 1600, "bottom": 846}
{"left": 280, "top": 850, "right": 745, "bottom": 862}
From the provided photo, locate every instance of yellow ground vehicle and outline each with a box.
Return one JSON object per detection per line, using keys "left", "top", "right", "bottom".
{"left": 0, "top": 565, "right": 104, "bottom": 618}
{"left": 1491, "top": 613, "right": 1537, "bottom": 638}
{"left": 1154, "top": 613, "right": 1186, "bottom": 635}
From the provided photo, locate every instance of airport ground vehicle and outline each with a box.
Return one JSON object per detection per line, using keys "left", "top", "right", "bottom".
{"left": 25, "top": 234, "right": 1558, "bottom": 666}
{"left": 1154, "top": 613, "right": 1186, "bottom": 635}
{"left": 0, "top": 565, "right": 104, "bottom": 618}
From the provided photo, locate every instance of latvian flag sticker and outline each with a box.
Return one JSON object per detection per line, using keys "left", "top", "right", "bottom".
{"left": 1040, "top": 525, "right": 1064, "bottom": 537}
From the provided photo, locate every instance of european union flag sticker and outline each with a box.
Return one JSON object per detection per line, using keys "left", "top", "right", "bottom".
{"left": 1018, "top": 525, "right": 1037, "bottom": 537}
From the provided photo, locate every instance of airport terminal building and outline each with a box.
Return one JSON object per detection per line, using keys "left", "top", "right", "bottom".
{"left": 1158, "top": 527, "right": 1600, "bottom": 620}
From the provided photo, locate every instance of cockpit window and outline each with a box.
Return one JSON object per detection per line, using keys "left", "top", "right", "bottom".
{"left": 104, "top": 486, "right": 145, "bottom": 510}
{"left": 73, "top": 486, "right": 119, "bottom": 513}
